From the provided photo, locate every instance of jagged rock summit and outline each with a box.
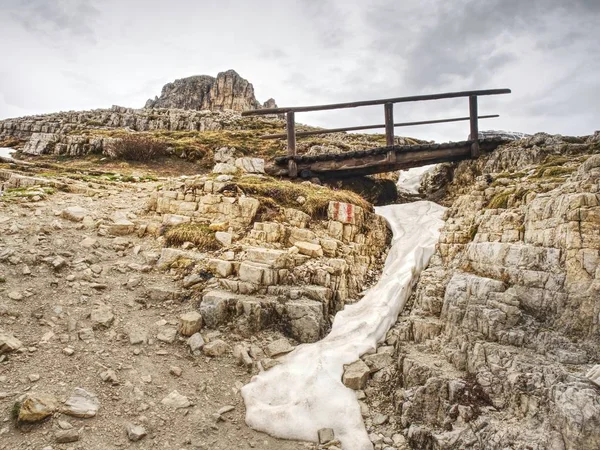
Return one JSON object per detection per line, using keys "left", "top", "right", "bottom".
{"left": 144, "top": 69, "right": 277, "bottom": 112}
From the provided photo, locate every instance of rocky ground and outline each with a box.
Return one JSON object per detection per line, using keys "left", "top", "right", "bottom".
{"left": 2, "top": 129, "right": 600, "bottom": 450}
{"left": 0, "top": 148, "right": 395, "bottom": 450}
{"left": 0, "top": 176, "right": 320, "bottom": 450}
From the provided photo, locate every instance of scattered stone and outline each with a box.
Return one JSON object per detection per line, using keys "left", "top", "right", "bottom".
{"left": 129, "top": 329, "right": 147, "bottom": 345}
{"left": 52, "top": 256, "right": 67, "bottom": 270}
{"left": 18, "top": 393, "right": 58, "bottom": 422}
{"left": 91, "top": 303, "right": 114, "bottom": 329}
{"left": 61, "top": 206, "right": 89, "bottom": 222}
{"left": 318, "top": 428, "right": 335, "bottom": 444}
{"left": 78, "top": 328, "right": 95, "bottom": 342}
{"left": 260, "top": 358, "right": 280, "bottom": 371}
{"left": 7, "top": 291, "right": 23, "bottom": 301}
{"left": 342, "top": 360, "right": 370, "bottom": 390}
{"left": 63, "top": 347, "right": 75, "bottom": 356}
{"left": 0, "top": 332, "right": 22, "bottom": 354}
{"left": 183, "top": 273, "right": 204, "bottom": 288}
{"left": 108, "top": 218, "right": 135, "bottom": 236}
{"left": 57, "top": 420, "right": 72, "bottom": 430}
{"left": 372, "top": 413, "right": 389, "bottom": 425}
{"left": 170, "top": 366, "right": 182, "bottom": 377}
{"left": 179, "top": 311, "right": 203, "bottom": 336}
{"left": 55, "top": 429, "right": 80, "bottom": 443}
{"left": 218, "top": 405, "right": 235, "bottom": 415}
{"left": 62, "top": 388, "right": 100, "bottom": 418}
{"left": 28, "top": 373, "right": 40, "bottom": 382}
{"left": 80, "top": 237, "right": 97, "bottom": 248}
{"left": 100, "top": 369, "right": 118, "bottom": 384}
{"left": 202, "top": 339, "right": 229, "bottom": 357}
{"left": 161, "top": 390, "right": 191, "bottom": 409}
{"left": 188, "top": 333, "right": 205, "bottom": 354}
{"left": 126, "top": 423, "right": 147, "bottom": 442}
{"left": 265, "top": 338, "right": 294, "bottom": 358}
{"left": 157, "top": 327, "right": 177, "bottom": 343}
{"left": 234, "top": 345, "right": 253, "bottom": 369}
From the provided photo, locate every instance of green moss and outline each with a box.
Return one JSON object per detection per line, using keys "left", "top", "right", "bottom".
{"left": 235, "top": 176, "right": 372, "bottom": 219}
{"left": 0, "top": 276, "right": 6, "bottom": 283}
{"left": 487, "top": 191, "right": 512, "bottom": 209}
{"left": 11, "top": 402, "right": 21, "bottom": 421}
{"left": 468, "top": 224, "right": 479, "bottom": 241}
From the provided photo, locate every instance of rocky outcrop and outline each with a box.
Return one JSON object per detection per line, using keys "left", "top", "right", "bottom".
{"left": 368, "top": 133, "right": 600, "bottom": 449}
{"left": 144, "top": 70, "right": 276, "bottom": 112}
{"left": 147, "top": 176, "right": 390, "bottom": 343}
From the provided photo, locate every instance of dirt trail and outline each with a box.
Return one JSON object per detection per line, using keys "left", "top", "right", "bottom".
{"left": 0, "top": 178, "right": 309, "bottom": 450}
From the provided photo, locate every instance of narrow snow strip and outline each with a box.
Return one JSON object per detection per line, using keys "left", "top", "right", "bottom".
{"left": 397, "top": 164, "right": 437, "bottom": 194}
{"left": 241, "top": 201, "right": 446, "bottom": 450}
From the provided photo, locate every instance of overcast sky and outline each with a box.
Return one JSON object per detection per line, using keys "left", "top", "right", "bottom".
{"left": 1, "top": 0, "right": 598, "bottom": 142}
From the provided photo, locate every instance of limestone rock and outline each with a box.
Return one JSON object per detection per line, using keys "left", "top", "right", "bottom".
{"left": 235, "top": 157, "right": 265, "bottom": 174}
{"left": 179, "top": 311, "right": 203, "bottom": 336}
{"left": 18, "top": 393, "right": 58, "bottom": 422}
{"left": 62, "top": 388, "right": 99, "bottom": 418}
{"left": 125, "top": 423, "right": 147, "bottom": 442}
{"left": 295, "top": 241, "right": 324, "bottom": 258}
{"left": 55, "top": 429, "right": 79, "bottom": 443}
{"left": 90, "top": 303, "right": 114, "bottom": 329}
{"left": 342, "top": 360, "right": 370, "bottom": 390}
{"left": 187, "top": 332, "right": 205, "bottom": 354}
{"left": 202, "top": 339, "right": 229, "bottom": 357}
{"left": 266, "top": 338, "right": 294, "bottom": 358}
{"left": 161, "top": 390, "right": 191, "bottom": 409}
{"left": 0, "top": 331, "right": 22, "bottom": 354}
{"left": 144, "top": 70, "right": 275, "bottom": 112}
{"left": 318, "top": 428, "right": 335, "bottom": 444}
{"left": 61, "top": 206, "right": 89, "bottom": 222}
{"left": 213, "top": 163, "right": 238, "bottom": 175}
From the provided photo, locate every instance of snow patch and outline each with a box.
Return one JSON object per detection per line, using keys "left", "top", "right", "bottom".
{"left": 241, "top": 201, "right": 446, "bottom": 449}
{"left": 397, "top": 164, "right": 437, "bottom": 194}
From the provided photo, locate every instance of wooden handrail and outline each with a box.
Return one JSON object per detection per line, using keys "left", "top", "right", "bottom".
{"left": 241, "top": 88, "right": 511, "bottom": 116}
{"left": 241, "top": 87, "right": 511, "bottom": 178}
{"left": 259, "top": 114, "right": 500, "bottom": 139}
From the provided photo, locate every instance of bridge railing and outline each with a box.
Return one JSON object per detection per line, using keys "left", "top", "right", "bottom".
{"left": 241, "top": 88, "right": 511, "bottom": 178}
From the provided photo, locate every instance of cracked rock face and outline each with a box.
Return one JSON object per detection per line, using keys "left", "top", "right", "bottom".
{"left": 378, "top": 133, "right": 600, "bottom": 450}
{"left": 144, "top": 69, "right": 276, "bottom": 112}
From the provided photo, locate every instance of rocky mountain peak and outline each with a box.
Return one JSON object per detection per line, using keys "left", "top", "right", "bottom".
{"left": 144, "top": 69, "right": 276, "bottom": 112}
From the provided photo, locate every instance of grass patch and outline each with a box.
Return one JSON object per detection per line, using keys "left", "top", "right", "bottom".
{"left": 234, "top": 177, "right": 372, "bottom": 219}
{"left": 11, "top": 401, "right": 21, "bottom": 421}
{"left": 0, "top": 276, "right": 6, "bottom": 283}
{"left": 487, "top": 191, "right": 513, "bottom": 209}
{"left": 107, "top": 135, "right": 168, "bottom": 162}
{"left": 164, "top": 223, "right": 220, "bottom": 250}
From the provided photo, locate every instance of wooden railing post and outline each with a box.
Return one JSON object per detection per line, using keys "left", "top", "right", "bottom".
{"left": 286, "top": 111, "right": 298, "bottom": 178}
{"left": 384, "top": 102, "right": 395, "bottom": 163}
{"left": 469, "top": 95, "right": 480, "bottom": 158}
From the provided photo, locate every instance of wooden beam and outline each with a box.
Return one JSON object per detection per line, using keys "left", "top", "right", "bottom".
{"left": 260, "top": 114, "right": 500, "bottom": 140}
{"left": 384, "top": 103, "right": 395, "bottom": 163}
{"left": 242, "top": 88, "right": 511, "bottom": 116}
{"left": 469, "top": 96, "right": 480, "bottom": 158}
{"left": 286, "top": 112, "right": 297, "bottom": 178}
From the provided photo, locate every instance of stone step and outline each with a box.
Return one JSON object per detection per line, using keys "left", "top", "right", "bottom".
{"left": 199, "top": 289, "right": 326, "bottom": 343}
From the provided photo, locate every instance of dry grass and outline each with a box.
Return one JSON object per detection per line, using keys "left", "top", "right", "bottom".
{"left": 107, "top": 135, "right": 168, "bottom": 161}
{"left": 164, "top": 223, "right": 220, "bottom": 250}
{"left": 235, "top": 176, "right": 372, "bottom": 219}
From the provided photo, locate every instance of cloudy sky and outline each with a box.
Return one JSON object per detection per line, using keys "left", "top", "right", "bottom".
{"left": 1, "top": 0, "right": 598, "bottom": 142}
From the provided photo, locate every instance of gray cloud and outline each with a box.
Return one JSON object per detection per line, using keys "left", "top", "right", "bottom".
{"left": 0, "top": 0, "right": 598, "bottom": 141}
{"left": 9, "top": 0, "right": 100, "bottom": 42}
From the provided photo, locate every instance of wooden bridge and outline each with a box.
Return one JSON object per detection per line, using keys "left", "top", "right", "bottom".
{"left": 241, "top": 88, "right": 511, "bottom": 179}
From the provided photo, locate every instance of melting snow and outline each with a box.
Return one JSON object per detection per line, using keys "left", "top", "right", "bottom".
{"left": 396, "top": 164, "right": 437, "bottom": 194}
{"left": 242, "top": 201, "right": 446, "bottom": 450}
